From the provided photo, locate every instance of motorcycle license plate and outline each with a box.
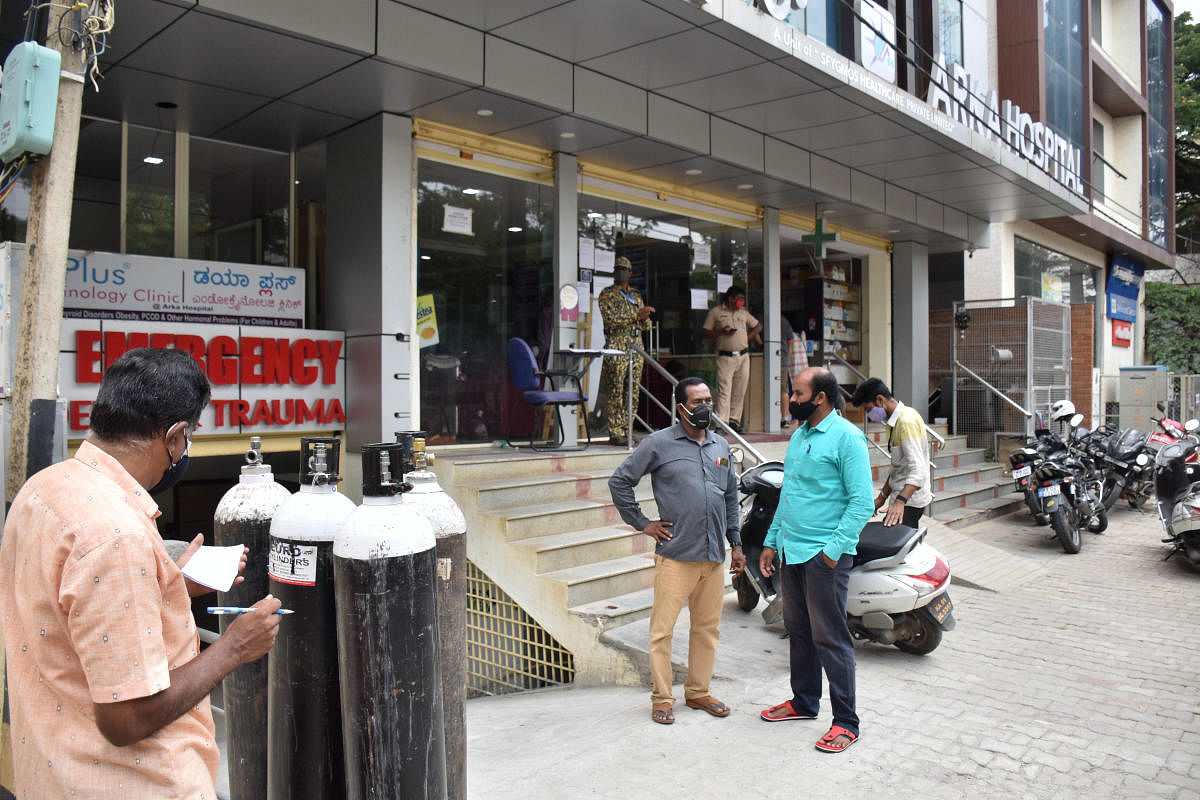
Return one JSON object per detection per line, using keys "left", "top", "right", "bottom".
{"left": 1012, "top": 466, "right": 1031, "bottom": 479}
{"left": 1038, "top": 484, "right": 1061, "bottom": 498}
{"left": 928, "top": 593, "right": 953, "bottom": 624}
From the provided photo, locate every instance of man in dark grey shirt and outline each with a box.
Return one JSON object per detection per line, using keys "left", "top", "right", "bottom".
{"left": 608, "top": 377, "right": 744, "bottom": 725}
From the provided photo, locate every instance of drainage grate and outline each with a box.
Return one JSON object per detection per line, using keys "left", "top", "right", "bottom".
{"left": 465, "top": 561, "right": 575, "bottom": 697}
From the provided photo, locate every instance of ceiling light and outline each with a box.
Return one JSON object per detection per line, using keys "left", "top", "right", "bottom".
{"left": 887, "top": 228, "right": 901, "bottom": 234}
{"left": 463, "top": 188, "right": 480, "bottom": 195}
{"left": 685, "top": 168, "right": 703, "bottom": 176}
{"left": 822, "top": 209, "right": 835, "bottom": 215}
{"left": 560, "top": 132, "right": 576, "bottom": 139}
{"left": 508, "top": 226, "right": 522, "bottom": 232}
{"left": 420, "top": 255, "right": 432, "bottom": 261}
{"left": 294, "top": 180, "right": 301, "bottom": 185}
{"left": 737, "top": 183, "right": 754, "bottom": 190}
{"left": 476, "top": 109, "right": 494, "bottom": 117}
{"left": 587, "top": 212, "right": 604, "bottom": 219}
{"left": 143, "top": 156, "right": 164, "bottom": 165}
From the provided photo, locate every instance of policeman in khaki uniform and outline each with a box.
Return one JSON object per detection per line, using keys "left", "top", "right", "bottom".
{"left": 597, "top": 256, "right": 654, "bottom": 445}
{"left": 702, "top": 286, "right": 762, "bottom": 432}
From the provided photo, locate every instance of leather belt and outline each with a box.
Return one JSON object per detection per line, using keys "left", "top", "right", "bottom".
{"left": 718, "top": 350, "right": 746, "bottom": 358}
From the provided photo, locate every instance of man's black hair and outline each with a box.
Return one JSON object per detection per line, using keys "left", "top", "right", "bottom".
{"left": 674, "top": 376, "right": 707, "bottom": 406}
{"left": 724, "top": 285, "right": 745, "bottom": 302}
{"left": 89, "top": 348, "right": 212, "bottom": 441}
{"left": 810, "top": 368, "right": 843, "bottom": 411}
{"left": 850, "top": 377, "right": 893, "bottom": 408}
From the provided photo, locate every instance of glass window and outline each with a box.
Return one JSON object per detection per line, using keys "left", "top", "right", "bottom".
{"left": 1090, "top": 0, "right": 1101, "bottom": 42}
{"left": 295, "top": 141, "right": 326, "bottom": 329}
{"left": 125, "top": 124, "right": 175, "bottom": 257}
{"left": 416, "top": 160, "right": 554, "bottom": 444}
{"left": 189, "top": 137, "right": 290, "bottom": 265}
{"left": 0, "top": 160, "right": 34, "bottom": 245}
{"left": 938, "top": 0, "right": 963, "bottom": 67}
{"left": 1043, "top": 0, "right": 1085, "bottom": 153}
{"left": 1092, "top": 119, "right": 1105, "bottom": 200}
{"left": 70, "top": 117, "right": 121, "bottom": 253}
{"left": 1146, "top": 1, "right": 1169, "bottom": 247}
{"left": 1013, "top": 236, "right": 1097, "bottom": 305}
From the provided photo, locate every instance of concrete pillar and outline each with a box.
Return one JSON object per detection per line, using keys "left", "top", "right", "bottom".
{"left": 892, "top": 241, "right": 929, "bottom": 408}
{"left": 552, "top": 152, "right": 580, "bottom": 446}
{"left": 863, "top": 249, "right": 893, "bottom": 387}
{"left": 762, "top": 208, "right": 782, "bottom": 433}
{"left": 325, "top": 114, "right": 417, "bottom": 459}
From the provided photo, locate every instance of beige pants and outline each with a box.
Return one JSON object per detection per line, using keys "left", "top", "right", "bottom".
{"left": 648, "top": 555, "right": 725, "bottom": 705}
{"left": 715, "top": 353, "right": 750, "bottom": 425}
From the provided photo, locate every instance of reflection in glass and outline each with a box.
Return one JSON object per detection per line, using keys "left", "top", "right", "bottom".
{"left": 189, "top": 137, "right": 289, "bottom": 265}
{"left": 938, "top": 0, "right": 963, "bottom": 67}
{"left": 70, "top": 117, "right": 121, "bottom": 252}
{"left": 1043, "top": 0, "right": 1085, "bottom": 152}
{"left": 1014, "top": 236, "right": 1097, "bottom": 305}
{"left": 125, "top": 124, "right": 175, "bottom": 257}
{"left": 1146, "top": 1, "right": 1169, "bottom": 248}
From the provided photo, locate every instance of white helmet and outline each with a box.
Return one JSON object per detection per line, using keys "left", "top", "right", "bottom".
{"left": 1049, "top": 399, "right": 1076, "bottom": 424}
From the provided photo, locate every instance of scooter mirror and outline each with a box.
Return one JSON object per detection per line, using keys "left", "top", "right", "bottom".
{"left": 1069, "top": 412, "right": 1084, "bottom": 429}
{"left": 1157, "top": 401, "right": 1167, "bottom": 413}
{"left": 1186, "top": 419, "right": 1200, "bottom": 434}
{"left": 729, "top": 447, "right": 744, "bottom": 465}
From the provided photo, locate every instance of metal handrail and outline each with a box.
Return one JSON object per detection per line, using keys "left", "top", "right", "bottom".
{"left": 954, "top": 359, "right": 1033, "bottom": 418}
{"left": 825, "top": 350, "right": 944, "bottom": 452}
{"left": 627, "top": 340, "right": 769, "bottom": 467}
{"left": 826, "top": 350, "right": 867, "bottom": 382}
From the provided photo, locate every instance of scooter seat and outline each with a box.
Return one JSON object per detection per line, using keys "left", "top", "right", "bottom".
{"left": 853, "top": 522, "right": 921, "bottom": 567}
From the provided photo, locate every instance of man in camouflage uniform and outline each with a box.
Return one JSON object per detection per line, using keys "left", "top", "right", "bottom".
{"left": 598, "top": 256, "right": 654, "bottom": 446}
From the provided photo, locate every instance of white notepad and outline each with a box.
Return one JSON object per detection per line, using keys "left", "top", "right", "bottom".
{"left": 181, "top": 544, "right": 244, "bottom": 592}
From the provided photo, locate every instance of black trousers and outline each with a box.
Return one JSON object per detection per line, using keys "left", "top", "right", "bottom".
{"left": 902, "top": 504, "right": 926, "bottom": 528}
{"left": 781, "top": 552, "right": 859, "bottom": 735}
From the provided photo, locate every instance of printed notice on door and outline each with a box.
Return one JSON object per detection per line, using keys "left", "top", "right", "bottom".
{"left": 268, "top": 540, "right": 318, "bottom": 586}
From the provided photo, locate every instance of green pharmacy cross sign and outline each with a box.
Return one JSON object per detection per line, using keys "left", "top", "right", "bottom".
{"left": 802, "top": 218, "right": 839, "bottom": 258}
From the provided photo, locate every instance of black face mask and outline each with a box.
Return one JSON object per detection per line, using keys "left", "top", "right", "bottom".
{"left": 680, "top": 402, "right": 714, "bottom": 430}
{"left": 790, "top": 399, "right": 819, "bottom": 423}
{"left": 614, "top": 269, "right": 631, "bottom": 283}
{"left": 148, "top": 434, "right": 191, "bottom": 495}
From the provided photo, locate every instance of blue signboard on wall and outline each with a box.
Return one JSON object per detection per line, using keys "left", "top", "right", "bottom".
{"left": 1106, "top": 253, "right": 1144, "bottom": 323}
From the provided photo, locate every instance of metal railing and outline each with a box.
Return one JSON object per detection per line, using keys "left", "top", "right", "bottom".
{"left": 954, "top": 359, "right": 1034, "bottom": 419}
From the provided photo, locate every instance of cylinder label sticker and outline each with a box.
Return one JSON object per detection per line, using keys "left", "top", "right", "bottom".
{"left": 268, "top": 539, "right": 318, "bottom": 586}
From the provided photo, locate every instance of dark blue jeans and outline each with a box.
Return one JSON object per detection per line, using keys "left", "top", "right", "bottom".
{"left": 781, "top": 552, "right": 859, "bottom": 735}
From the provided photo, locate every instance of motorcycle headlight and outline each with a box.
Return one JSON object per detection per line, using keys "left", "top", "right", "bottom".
{"left": 1136, "top": 453, "right": 1150, "bottom": 467}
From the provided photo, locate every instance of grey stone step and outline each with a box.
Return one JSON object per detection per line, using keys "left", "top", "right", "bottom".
{"left": 434, "top": 447, "right": 631, "bottom": 485}
{"left": 936, "top": 494, "right": 1027, "bottom": 530}
{"left": 869, "top": 446, "right": 987, "bottom": 480}
{"left": 487, "top": 492, "right": 658, "bottom": 541}
{"left": 516, "top": 525, "right": 649, "bottom": 573}
{"left": 570, "top": 586, "right": 657, "bottom": 629}
{"left": 929, "top": 482, "right": 1011, "bottom": 517}
{"left": 461, "top": 468, "right": 623, "bottom": 512}
{"left": 541, "top": 554, "right": 656, "bottom": 607}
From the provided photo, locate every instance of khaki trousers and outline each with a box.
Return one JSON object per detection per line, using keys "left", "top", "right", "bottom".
{"left": 715, "top": 353, "right": 750, "bottom": 425}
{"left": 648, "top": 555, "right": 725, "bottom": 705}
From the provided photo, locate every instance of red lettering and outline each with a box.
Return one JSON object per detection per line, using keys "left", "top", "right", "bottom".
{"left": 149, "top": 333, "right": 175, "bottom": 350}
{"left": 249, "top": 399, "right": 272, "bottom": 425}
{"left": 208, "top": 337, "right": 239, "bottom": 384}
{"left": 68, "top": 400, "right": 91, "bottom": 431}
{"left": 239, "top": 338, "right": 265, "bottom": 385}
{"left": 316, "top": 339, "right": 342, "bottom": 385}
{"left": 261, "top": 339, "right": 291, "bottom": 384}
{"left": 210, "top": 399, "right": 231, "bottom": 427}
{"left": 323, "top": 398, "right": 346, "bottom": 425}
{"left": 294, "top": 398, "right": 318, "bottom": 424}
{"left": 291, "top": 339, "right": 318, "bottom": 385}
{"left": 175, "top": 335, "right": 207, "bottom": 370}
{"left": 75, "top": 331, "right": 103, "bottom": 383}
{"left": 233, "top": 399, "right": 252, "bottom": 427}
{"left": 272, "top": 399, "right": 294, "bottom": 425}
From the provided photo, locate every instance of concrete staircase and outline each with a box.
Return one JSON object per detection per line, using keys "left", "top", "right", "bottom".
{"left": 432, "top": 422, "right": 1020, "bottom": 685}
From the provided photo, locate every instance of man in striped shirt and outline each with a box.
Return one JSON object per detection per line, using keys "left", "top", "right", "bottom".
{"left": 851, "top": 377, "right": 933, "bottom": 528}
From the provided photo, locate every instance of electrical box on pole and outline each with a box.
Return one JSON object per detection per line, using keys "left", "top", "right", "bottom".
{"left": 0, "top": 41, "right": 61, "bottom": 163}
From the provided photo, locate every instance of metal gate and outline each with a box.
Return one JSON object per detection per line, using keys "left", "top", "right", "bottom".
{"left": 952, "top": 297, "right": 1072, "bottom": 453}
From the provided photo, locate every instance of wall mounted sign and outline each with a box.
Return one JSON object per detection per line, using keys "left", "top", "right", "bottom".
{"left": 416, "top": 293, "right": 440, "bottom": 347}
{"left": 1105, "top": 253, "right": 1144, "bottom": 322}
{"left": 441, "top": 205, "right": 474, "bottom": 236}
{"left": 1111, "top": 319, "right": 1132, "bottom": 347}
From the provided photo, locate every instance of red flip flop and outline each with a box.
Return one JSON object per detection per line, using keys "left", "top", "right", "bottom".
{"left": 759, "top": 700, "right": 817, "bottom": 722}
{"left": 815, "top": 725, "right": 858, "bottom": 753}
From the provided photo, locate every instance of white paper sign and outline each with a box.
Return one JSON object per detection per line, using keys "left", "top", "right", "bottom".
{"left": 442, "top": 205, "right": 474, "bottom": 236}
{"left": 694, "top": 244, "right": 712, "bottom": 266}
{"left": 579, "top": 237, "right": 595, "bottom": 271}
{"left": 717, "top": 274, "right": 734, "bottom": 294}
{"left": 595, "top": 248, "right": 615, "bottom": 273}
{"left": 691, "top": 288, "right": 711, "bottom": 310}
{"left": 182, "top": 545, "right": 245, "bottom": 592}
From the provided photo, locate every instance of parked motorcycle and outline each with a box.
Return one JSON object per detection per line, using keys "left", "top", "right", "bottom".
{"left": 1153, "top": 418, "right": 1200, "bottom": 565}
{"left": 733, "top": 461, "right": 955, "bottom": 655}
{"left": 1096, "top": 426, "right": 1155, "bottom": 511}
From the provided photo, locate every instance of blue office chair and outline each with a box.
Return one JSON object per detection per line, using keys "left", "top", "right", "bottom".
{"left": 506, "top": 337, "right": 590, "bottom": 451}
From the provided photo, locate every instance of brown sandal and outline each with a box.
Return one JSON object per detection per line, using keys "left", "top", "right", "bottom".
{"left": 685, "top": 696, "right": 730, "bottom": 717}
{"left": 651, "top": 702, "right": 674, "bottom": 725}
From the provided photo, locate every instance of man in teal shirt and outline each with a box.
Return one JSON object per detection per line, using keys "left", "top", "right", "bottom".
{"left": 758, "top": 367, "right": 874, "bottom": 753}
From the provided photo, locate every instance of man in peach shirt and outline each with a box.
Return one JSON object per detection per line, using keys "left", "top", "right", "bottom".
{"left": 0, "top": 348, "right": 281, "bottom": 798}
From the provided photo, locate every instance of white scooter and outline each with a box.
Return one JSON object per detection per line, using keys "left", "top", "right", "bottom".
{"left": 734, "top": 461, "right": 955, "bottom": 655}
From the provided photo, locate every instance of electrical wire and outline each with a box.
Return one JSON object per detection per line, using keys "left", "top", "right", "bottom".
{"left": 0, "top": 155, "right": 31, "bottom": 208}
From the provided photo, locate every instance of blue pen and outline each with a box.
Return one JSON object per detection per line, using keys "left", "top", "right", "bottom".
{"left": 207, "top": 606, "right": 294, "bottom": 615}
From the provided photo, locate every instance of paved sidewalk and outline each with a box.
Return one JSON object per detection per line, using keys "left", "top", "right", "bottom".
{"left": 466, "top": 506, "right": 1200, "bottom": 799}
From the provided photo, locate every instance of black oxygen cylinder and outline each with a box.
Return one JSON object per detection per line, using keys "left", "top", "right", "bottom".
{"left": 212, "top": 437, "right": 292, "bottom": 800}
{"left": 266, "top": 438, "right": 356, "bottom": 800}
{"left": 398, "top": 432, "right": 468, "bottom": 800}
{"left": 334, "top": 442, "right": 446, "bottom": 800}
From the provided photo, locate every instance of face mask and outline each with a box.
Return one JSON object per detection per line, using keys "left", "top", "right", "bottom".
{"left": 867, "top": 405, "right": 888, "bottom": 423}
{"left": 614, "top": 270, "right": 631, "bottom": 283}
{"left": 790, "top": 399, "right": 818, "bottom": 423}
{"left": 734, "top": 299, "right": 745, "bottom": 309}
{"left": 680, "top": 402, "right": 713, "bottom": 430}
{"left": 148, "top": 433, "right": 191, "bottom": 495}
